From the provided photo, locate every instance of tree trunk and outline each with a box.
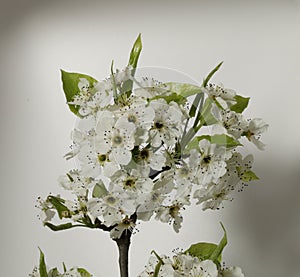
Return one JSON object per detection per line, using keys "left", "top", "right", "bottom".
{"left": 115, "top": 231, "right": 132, "bottom": 277}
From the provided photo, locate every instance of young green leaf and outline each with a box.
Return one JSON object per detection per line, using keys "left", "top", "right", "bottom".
{"left": 240, "top": 170, "right": 259, "bottom": 182}
{"left": 92, "top": 181, "right": 108, "bottom": 198}
{"left": 77, "top": 268, "right": 92, "bottom": 277}
{"left": 199, "top": 97, "right": 218, "bottom": 126}
{"left": 163, "top": 82, "right": 202, "bottom": 98}
{"left": 38, "top": 248, "right": 48, "bottom": 277}
{"left": 203, "top": 61, "right": 223, "bottom": 87}
{"left": 151, "top": 93, "right": 187, "bottom": 105}
{"left": 128, "top": 34, "right": 142, "bottom": 69}
{"left": 123, "top": 34, "right": 143, "bottom": 97}
{"left": 61, "top": 70, "right": 98, "bottom": 116}
{"left": 197, "top": 134, "right": 242, "bottom": 148}
{"left": 47, "top": 195, "right": 71, "bottom": 219}
{"left": 185, "top": 242, "right": 219, "bottom": 261}
{"left": 230, "top": 95, "right": 250, "bottom": 113}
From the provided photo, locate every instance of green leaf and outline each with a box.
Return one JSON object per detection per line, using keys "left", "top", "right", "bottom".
{"left": 186, "top": 136, "right": 200, "bottom": 151}
{"left": 209, "top": 223, "right": 227, "bottom": 264}
{"left": 92, "top": 181, "right": 108, "bottom": 198}
{"left": 151, "top": 93, "right": 187, "bottom": 105}
{"left": 61, "top": 70, "right": 98, "bottom": 116}
{"left": 230, "top": 95, "right": 250, "bottom": 113}
{"left": 47, "top": 196, "right": 71, "bottom": 219}
{"left": 189, "top": 92, "right": 204, "bottom": 117}
{"left": 203, "top": 61, "right": 223, "bottom": 87}
{"left": 44, "top": 222, "right": 74, "bottom": 231}
{"left": 39, "top": 248, "right": 48, "bottom": 277}
{"left": 128, "top": 34, "right": 142, "bottom": 69}
{"left": 163, "top": 82, "right": 202, "bottom": 98}
{"left": 186, "top": 242, "right": 219, "bottom": 261}
{"left": 240, "top": 170, "right": 259, "bottom": 182}
{"left": 77, "top": 268, "right": 92, "bottom": 277}
{"left": 199, "top": 97, "right": 218, "bottom": 126}
{"left": 198, "top": 134, "right": 242, "bottom": 148}
{"left": 123, "top": 34, "right": 143, "bottom": 97}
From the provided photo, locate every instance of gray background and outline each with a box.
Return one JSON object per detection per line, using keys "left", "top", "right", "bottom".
{"left": 1, "top": 0, "right": 299, "bottom": 276}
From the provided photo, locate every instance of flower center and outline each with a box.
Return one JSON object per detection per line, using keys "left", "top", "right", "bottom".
{"left": 97, "top": 154, "right": 107, "bottom": 164}
{"left": 113, "top": 135, "right": 123, "bottom": 145}
{"left": 128, "top": 114, "right": 137, "bottom": 123}
{"left": 169, "top": 205, "right": 180, "bottom": 218}
{"left": 154, "top": 121, "right": 164, "bottom": 130}
{"left": 124, "top": 178, "right": 136, "bottom": 189}
{"left": 106, "top": 196, "right": 116, "bottom": 205}
{"left": 202, "top": 155, "right": 212, "bottom": 164}
{"left": 140, "top": 148, "right": 150, "bottom": 160}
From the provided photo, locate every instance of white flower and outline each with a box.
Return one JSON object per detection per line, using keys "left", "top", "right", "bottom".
{"left": 194, "top": 139, "right": 231, "bottom": 186}
{"left": 194, "top": 152, "right": 255, "bottom": 210}
{"left": 136, "top": 177, "right": 174, "bottom": 221}
{"left": 135, "top": 146, "right": 166, "bottom": 171}
{"left": 87, "top": 193, "right": 123, "bottom": 226}
{"left": 221, "top": 266, "right": 244, "bottom": 277}
{"left": 36, "top": 197, "right": 55, "bottom": 223}
{"left": 203, "top": 83, "right": 236, "bottom": 108}
{"left": 138, "top": 255, "right": 175, "bottom": 277}
{"left": 149, "top": 99, "right": 183, "bottom": 147}
{"left": 189, "top": 259, "right": 219, "bottom": 277}
{"left": 95, "top": 110, "right": 136, "bottom": 165}
{"left": 134, "top": 77, "right": 167, "bottom": 99}
{"left": 58, "top": 170, "right": 95, "bottom": 197}
{"left": 211, "top": 107, "right": 247, "bottom": 139}
{"left": 245, "top": 118, "right": 268, "bottom": 150}
{"left": 88, "top": 80, "right": 114, "bottom": 109}
{"left": 117, "top": 97, "right": 155, "bottom": 144}
{"left": 111, "top": 168, "right": 154, "bottom": 193}
{"left": 155, "top": 200, "right": 184, "bottom": 233}
{"left": 110, "top": 216, "right": 136, "bottom": 239}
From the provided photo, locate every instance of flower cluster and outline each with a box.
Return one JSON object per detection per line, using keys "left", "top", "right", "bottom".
{"left": 139, "top": 252, "right": 244, "bottom": 277}
{"left": 37, "top": 61, "right": 267, "bottom": 240}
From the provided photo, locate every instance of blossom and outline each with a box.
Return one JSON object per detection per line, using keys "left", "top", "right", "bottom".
{"left": 194, "top": 140, "right": 231, "bottom": 186}
{"left": 211, "top": 107, "right": 247, "bottom": 139}
{"left": 87, "top": 193, "right": 123, "bottom": 226}
{"left": 58, "top": 170, "right": 95, "bottom": 197}
{"left": 203, "top": 83, "right": 236, "bottom": 108}
{"left": 95, "top": 110, "right": 136, "bottom": 165}
{"left": 189, "top": 259, "right": 219, "bottom": 277}
{"left": 244, "top": 118, "right": 268, "bottom": 150}
{"left": 194, "top": 152, "right": 255, "bottom": 210}
{"left": 110, "top": 215, "right": 136, "bottom": 239}
{"left": 155, "top": 200, "right": 184, "bottom": 233}
{"left": 149, "top": 99, "right": 183, "bottom": 147}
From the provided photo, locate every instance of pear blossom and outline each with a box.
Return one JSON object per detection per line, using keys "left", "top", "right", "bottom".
{"left": 244, "top": 118, "right": 268, "bottom": 150}
{"left": 211, "top": 107, "right": 247, "bottom": 139}
{"left": 95, "top": 110, "right": 136, "bottom": 165}
{"left": 149, "top": 99, "right": 183, "bottom": 147}
{"left": 204, "top": 83, "right": 236, "bottom": 108}
{"left": 194, "top": 139, "right": 231, "bottom": 186}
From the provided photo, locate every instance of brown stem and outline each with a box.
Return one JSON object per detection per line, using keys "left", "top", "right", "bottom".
{"left": 114, "top": 230, "right": 132, "bottom": 277}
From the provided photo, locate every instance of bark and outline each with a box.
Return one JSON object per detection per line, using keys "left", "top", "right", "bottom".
{"left": 114, "top": 231, "right": 132, "bottom": 277}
